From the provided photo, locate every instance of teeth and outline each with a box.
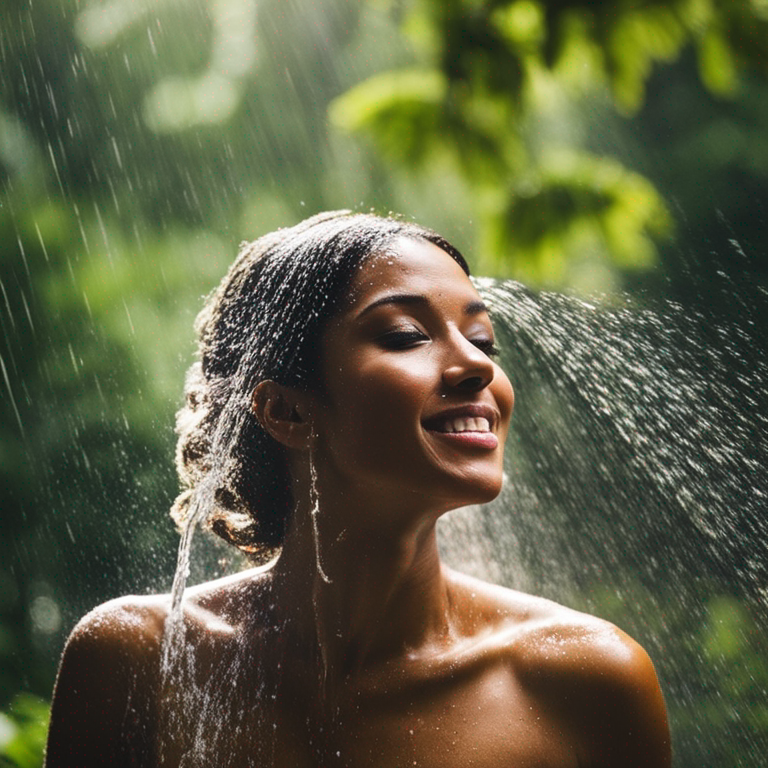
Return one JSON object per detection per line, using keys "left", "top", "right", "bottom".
{"left": 441, "top": 416, "right": 490, "bottom": 433}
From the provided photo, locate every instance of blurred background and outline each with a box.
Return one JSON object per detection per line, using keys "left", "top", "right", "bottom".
{"left": 1, "top": 0, "right": 767, "bottom": 765}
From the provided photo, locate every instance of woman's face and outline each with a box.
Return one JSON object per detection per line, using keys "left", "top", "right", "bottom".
{"left": 311, "top": 237, "right": 514, "bottom": 520}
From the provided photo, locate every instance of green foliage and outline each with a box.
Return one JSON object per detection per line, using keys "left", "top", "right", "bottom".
{"left": 670, "top": 595, "right": 768, "bottom": 764}
{"left": 536, "top": 0, "right": 768, "bottom": 103}
{"left": 331, "top": 0, "right": 768, "bottom": 284}
{"left": 331, "top": 68, "right": 450, "bottom": 167}
{"left": 330, "top": 67, "right": 511, "bottom": 181}
{"left": 482, "top": 151, "right": 671, "bottom": 280}
{"left": 700, "top": 597, "right": 768, "bottom": 722}
{"left": 0, "top": 695, "right": 49, "bottom": 768}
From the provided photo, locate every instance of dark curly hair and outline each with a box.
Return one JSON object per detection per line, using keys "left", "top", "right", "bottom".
{"left": 171, "top": 211, "right": 470, "bottom": 562}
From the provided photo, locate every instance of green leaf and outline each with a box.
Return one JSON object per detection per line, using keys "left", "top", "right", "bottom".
{"left": 329, "top": 68, "right": 448, "bottom": 167}
{"left": 697, "top": 26, "right": 739, "bottom": 95}
{"left": 0, "top": 695, "right": 49, "bottom": 768}
{"left": 330, "top": 67, "right": 514, "bottom": 181}
{"left": 608, "top": 7, "right": 686, "bottom": 113}
{"left": 491, "top": 0, "right": 545, "bottom": 53}
{"left": 483, "top": 152, "right": 671, "bottom": 281}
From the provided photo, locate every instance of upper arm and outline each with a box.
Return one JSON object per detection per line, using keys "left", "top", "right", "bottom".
{"left": 45, "top": 599, "right": 163, "bottom": 768}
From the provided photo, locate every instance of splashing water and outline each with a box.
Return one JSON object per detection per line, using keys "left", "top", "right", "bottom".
{"left": 161, "top": 389, "right": 250, "bottom": 670}
{"left": 461, "top": 278, "right": 767, "bottom": 600}
{"left": 158, "top": 351, "right": 265, "bottom": 764}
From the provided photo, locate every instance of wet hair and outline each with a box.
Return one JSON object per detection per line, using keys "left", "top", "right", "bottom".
{"left": 171, "top": 211, "right": 470, "bottom": 561}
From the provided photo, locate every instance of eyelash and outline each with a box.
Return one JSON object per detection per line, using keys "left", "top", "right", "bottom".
{"left": 378, "top": 330, "right": 500, "bottom": 357}
{"left": 472, "top": 339, "right": 501, "bottom": 358}
{"left": 378, "top": 330, "right": 427, "bottom": 349}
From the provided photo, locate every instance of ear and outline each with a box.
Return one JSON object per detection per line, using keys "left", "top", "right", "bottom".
{"left": 252, "top": 380, "right": 314, "bottom": 450}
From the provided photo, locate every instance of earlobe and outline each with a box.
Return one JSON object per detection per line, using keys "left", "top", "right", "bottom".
{"left": 252, "top": 380, "right": 313, "bottom": 450}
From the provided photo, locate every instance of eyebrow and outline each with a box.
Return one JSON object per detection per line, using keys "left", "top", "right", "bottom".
{"left": 356, "top": 293, "right": 489, "bottom": 319}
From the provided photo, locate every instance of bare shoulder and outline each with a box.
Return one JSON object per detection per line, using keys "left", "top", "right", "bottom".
{"left": 446, "top": 568, "right": 658, "bottom": 681}
{"left": 46, "top": 594, "right": 169, "bottom": 767}
{"left": 512, "top": 601, "right": 671, "bottom": 767}
{"left": 46, "top": 568, "right": 273, "bottom": 767}
{"left": 58, "top": 563, "right": 273, "bottom": 659}
{"left": 68, "top": 592, "right": 169, "bottom": 651}
{"left": 447, "top": 569, "right": 671, "bottom": 768}
{"left": 183, "top": 563, "right": 274, "bottom": 620}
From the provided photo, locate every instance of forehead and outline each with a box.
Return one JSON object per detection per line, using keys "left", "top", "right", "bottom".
{"left": 344, "top": 236, "right": 476, "bottom": 310}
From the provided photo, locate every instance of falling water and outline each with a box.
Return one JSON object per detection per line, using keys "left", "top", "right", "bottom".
{"left": 308, "top": 444, "right": 333, "bottom": 586}
{"left": 162, "top": 388, "right": 250, "bottom": 667}
{"left": 158, "top": 381, "right": 252, "bottom": 765}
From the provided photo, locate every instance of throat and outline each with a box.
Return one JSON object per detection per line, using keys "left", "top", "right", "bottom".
{"left": 272, "top": 519, "right": 454, "bottom": 677}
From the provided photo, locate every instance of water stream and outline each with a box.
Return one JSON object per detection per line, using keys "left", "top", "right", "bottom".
{"left": 470, "top": 278, "right": 767, "bottom": 605}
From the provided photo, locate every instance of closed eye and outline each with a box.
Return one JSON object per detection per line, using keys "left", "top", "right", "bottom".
{"left": 377, "top": 329, "right": 429, "bottom": 349}
{"left": 471, "top": 339, "right": 500, "bottom": 357}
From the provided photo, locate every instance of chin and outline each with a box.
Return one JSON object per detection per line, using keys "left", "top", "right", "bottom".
{"left": 474, "top": 482, "right": 504, "bottom": 505}
{"left": 445, "top": 472, "right": 504, "bottom": 509}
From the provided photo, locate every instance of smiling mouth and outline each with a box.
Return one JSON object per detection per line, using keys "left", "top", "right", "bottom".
{"left": 434, "top": 416, "right": 491, "bottom": 434}
{"left": 423, "top": 411, "right": 499, "bottom": 450}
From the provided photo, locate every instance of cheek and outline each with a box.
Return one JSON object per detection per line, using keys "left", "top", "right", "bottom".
{"left": 325, "top": 361, "right": 432, "bottom": 445}
{"left": 493, "top": 368, "right": 515, "bottom": 434}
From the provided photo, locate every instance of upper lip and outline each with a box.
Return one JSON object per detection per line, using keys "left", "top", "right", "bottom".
{"left": 422, "top": 403, "right": 499, "bottom": 432}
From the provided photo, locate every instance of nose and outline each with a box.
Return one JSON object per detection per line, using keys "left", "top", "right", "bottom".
{"left": 441, "top": 333, "right": 495, "bottom": 392}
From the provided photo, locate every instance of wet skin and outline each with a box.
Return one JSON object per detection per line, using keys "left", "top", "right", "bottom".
{"left": 46, "top": 239, "right": 671, "bottom": 767}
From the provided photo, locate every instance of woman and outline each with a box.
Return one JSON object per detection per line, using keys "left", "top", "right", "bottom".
{"left": 46, "top": 211, "right": 671, "bottom": 767}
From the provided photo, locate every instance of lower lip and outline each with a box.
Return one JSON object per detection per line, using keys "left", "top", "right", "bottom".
{"left": 427, "top": 431, "right": 499, "bottom": 450}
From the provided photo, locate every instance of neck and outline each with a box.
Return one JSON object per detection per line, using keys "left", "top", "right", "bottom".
{"left": 269, "top": 494, "right": 454, "bottom": 683}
